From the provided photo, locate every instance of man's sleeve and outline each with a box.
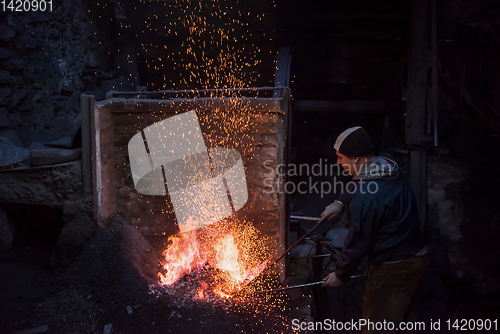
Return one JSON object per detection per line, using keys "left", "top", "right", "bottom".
{"left": 336, "top": 191, "right": 351, "bottom": 207}
{"left": 335, "top": 197, "right": 380, "bottom": 281}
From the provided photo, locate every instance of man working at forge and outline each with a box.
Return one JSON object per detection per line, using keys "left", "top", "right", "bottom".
{"left": 321, "top": 126, "right": 428, "bottom": 333}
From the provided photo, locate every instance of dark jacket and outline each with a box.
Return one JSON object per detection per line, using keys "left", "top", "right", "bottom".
{"left": 335, "top": 169, "right": 425, "bottom": 281}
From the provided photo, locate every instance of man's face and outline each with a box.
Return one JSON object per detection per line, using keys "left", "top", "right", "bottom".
{"left": 336, "top": 151, "right": 359, "bottom": 176}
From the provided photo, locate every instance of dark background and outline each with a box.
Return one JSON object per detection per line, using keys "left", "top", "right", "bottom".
{"left": 1, "top": 0, "right": 500, "bottom": 332}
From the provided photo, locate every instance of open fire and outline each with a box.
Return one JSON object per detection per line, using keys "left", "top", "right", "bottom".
{"left": 158, "top": 216, "right": 269, "bottom": 299}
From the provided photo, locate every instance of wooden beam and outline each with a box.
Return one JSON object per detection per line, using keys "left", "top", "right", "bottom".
{"left": 96, "top": 103, "right": 117, "bottom": 228}
{"left": 405, "top": 0, "right": 429, "bottom": 145}
{"left": 80, "top": 94, "right": 94, "bottom": 204}
{"left": 431, "top": 0, "right": 439, "bottom": 146}
{"left": 99, "top": 97, "right": 282, "bottom": 115}
{"left": 410, "top": 149, "right": 426, "bottom": 228}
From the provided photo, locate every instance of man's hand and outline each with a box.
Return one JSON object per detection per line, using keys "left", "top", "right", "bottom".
{"left": 321, "top": 201, "right": 343, "bottom": 221}
{"left": 322, "top": 271, "right": 344, "bottom": 287}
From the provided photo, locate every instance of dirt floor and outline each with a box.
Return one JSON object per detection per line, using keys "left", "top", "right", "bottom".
{"left": 0, "top": 216, "right": 309, "bottom": 334}
{"left": 4, "top": 211, "right": 499, "bottom": 334}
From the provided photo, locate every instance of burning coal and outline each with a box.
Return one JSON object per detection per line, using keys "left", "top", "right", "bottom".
{"left": 158, "top": 217, "right": 206, "bottom": 285}
{"left": 158, "top": 216, "right": 269, "bottom": 298}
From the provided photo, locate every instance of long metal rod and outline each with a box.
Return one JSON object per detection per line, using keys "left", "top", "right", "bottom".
{"left": 264, "top": 281, "right": 324, "bottom": 292}
{"left": 282, "top": 88, "right": 292, "bottom": 282}
{"left": 294, "top": 254, "right": 331, "bottom": 259}
{"left": 236, "top": 217, "right": 327, "bottom": 296}
{"left": 107, "top": 86, "right": 291, "bottom": 97}
{"left": 272, "top": 217, "right": 324, "bottom": 266}
{"left": 260, "top": 275, "right": 363, "bottom": 293}
{"left": 290, "top": 215, "right": 322, "bottom": 221}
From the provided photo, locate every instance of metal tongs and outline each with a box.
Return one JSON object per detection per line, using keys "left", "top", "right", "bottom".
{"left": 236, "top": 215, "right": 332, "bottom": 296}
{"left": 258, "top": 275, "right": 363, "bottom": 294}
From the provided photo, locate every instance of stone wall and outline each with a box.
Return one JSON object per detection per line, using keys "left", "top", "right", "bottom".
{"left": 426, "top": 152, "right": 500, "bottom": 294}
{"left": 0, "top": 0, "right": 112, "bottom": 146}
{"left": 0, "top": 161, "right": 82, "bottom": 205}
{"left": 0, "top": 1, "right": 114, "bottom": 228}
{"left": 95, "top": 97, "right": 287, "bottom": 257}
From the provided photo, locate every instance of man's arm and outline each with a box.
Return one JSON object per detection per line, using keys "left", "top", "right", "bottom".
{"left": 336, "top": 191, "right": 351, "bottom": 207}
{"left": 334, "top": 198, "right": 381, "bottom": 281}
{"left": 320, "top": 189, "right": 352, "bottom": 221}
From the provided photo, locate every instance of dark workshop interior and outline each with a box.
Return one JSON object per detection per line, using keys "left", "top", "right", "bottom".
{"left": 1, "top": 0, "right": 500, "bottom": 333}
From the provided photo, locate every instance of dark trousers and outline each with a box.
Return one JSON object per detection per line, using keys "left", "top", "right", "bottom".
{"left": 362, "top": 254, "right": 429, "bottom": 334}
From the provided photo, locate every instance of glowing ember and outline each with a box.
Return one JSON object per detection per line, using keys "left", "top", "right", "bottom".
{"left": 158, "top": 217, "right": 206, "bottom": 285}
{"left": 195, "top": 288, "right": 205, "bottom": 300}
{"left": 158, "top": 216, "right": 269, "bottom": 298}
{"left": 213, "top": 235, "right": 269, "bottom": 297}
{"left": 215, "top": 235, "right": 242, "bottom": 279}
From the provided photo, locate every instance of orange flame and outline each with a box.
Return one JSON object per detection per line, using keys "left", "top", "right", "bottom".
{"left": 215, "top": 235, "right": 243, "bottom": 280}
{"left": 158, "top": 217, "right": 206, "bottom": 285}
{"left": 195, "top": 288, "right": 205, "bottom": 300}
{"left": 212, "top": 235, "right": 268, "bottom": 297}
{"left": 158, "top": 216, "right": 269, "bottom": 299}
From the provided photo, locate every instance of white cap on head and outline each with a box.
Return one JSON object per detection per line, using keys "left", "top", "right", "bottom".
{"left": 334, "top": 126, "right": 375, "bottom": 156}
{"left": 334, "top": 126, "right": 362, "bottom": 151}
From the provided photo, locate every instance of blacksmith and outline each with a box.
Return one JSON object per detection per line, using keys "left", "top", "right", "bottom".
{"left": 321, "top": 126, "right": 428, "bottom": 333}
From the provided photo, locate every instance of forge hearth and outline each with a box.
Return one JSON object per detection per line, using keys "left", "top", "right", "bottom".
{"left": 83, "top": 89, "right": 290, "bottom": 271}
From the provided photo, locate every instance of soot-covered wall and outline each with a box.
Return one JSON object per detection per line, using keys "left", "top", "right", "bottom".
{"left": 0, "top": 0, "right": 112, "bottom": 146}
